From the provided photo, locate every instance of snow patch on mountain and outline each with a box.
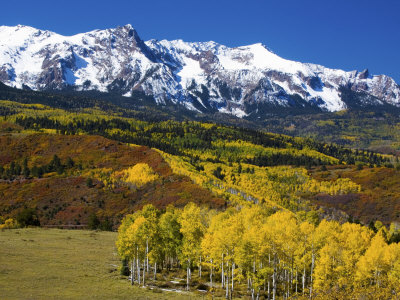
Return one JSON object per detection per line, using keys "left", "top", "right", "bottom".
{"left": 0, "top": 24, "right": 399, "bottom": 117}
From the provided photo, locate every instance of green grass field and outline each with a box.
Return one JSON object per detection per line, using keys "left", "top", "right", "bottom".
{"left": 0, "top": 228, "right": 203, "bottom": 300}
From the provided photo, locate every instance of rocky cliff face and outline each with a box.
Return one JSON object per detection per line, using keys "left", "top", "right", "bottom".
{"left": 1, "top": 24, "right": 399, "bottom": 117}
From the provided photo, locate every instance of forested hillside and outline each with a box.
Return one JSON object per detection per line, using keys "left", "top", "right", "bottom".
{"left": 0, "top": 98, "right": 398, "bottom": 228}
{"left": 0, "top": 132, "right": 225, "bottom": 228}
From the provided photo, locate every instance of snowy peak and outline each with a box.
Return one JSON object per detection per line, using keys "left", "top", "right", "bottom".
{"left": 0, "top": 24, "right": 399, "bottom": 117}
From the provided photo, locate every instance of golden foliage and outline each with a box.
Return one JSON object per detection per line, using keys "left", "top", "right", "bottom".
{"left": 114, "top": 163, "right": 159, "bottom": 188}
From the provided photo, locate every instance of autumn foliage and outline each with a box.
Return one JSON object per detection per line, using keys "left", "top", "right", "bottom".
{"left": 117, "top": 203, "right": 400, "bottom": 299}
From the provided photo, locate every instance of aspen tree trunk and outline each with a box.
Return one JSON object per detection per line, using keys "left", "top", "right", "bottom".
{"left": 226, "top": 262, "right": 229, "bottom": 299}
{"left": 268, "top": 253, "right": 271, "bottom": 300}
{"left": 146, "top": 239, "right": 149, "bottom": 272}
{"left": 295, "top": 270, "right": 298, "bottom": 294}
{"left": 291, "top": 258, "right": 294, "bottom": 291}
{"left": 284, "top": 269, "right": 287, "bottom": 299}
{"left": 131, "top": 260, "right": 134, "bottom": 285}
{"left": 309, "top": 253, "right": 315, "bottom": 299}
{"left": 187, "top": 266, "right": 189, "bottom": 291}
{"left": 199, "top": 256, "right": 202, "bottom": 278}
{"left": 137, "top": 247, "right": 140, "bottom": 284}
{"left": 273, "top": 255, "right": 277, "bottom": 300}
{"left": 133, "top": 258, "right": 136, "bottom": 282}
{"left": 143, "top": 259, "right": 145, "bottom": 286}
{"left": 232, "top": 262, "right": 235, "bottom": 295}
{"left": 222, "top": 253, "right": 225, "bottom": 288}
{"left": 210, "top": 259, "right": 213, "bottom": 287}
{"left": 137, "top": 258, "right": 140, "bottom": 284}
{"left": 187, "top": 258, "right": 190, "bottom": 291}
{"left": 303, "top": 266, "right": 306, "bottom": 295}
{"left": 287, "top": 268, "right": 290, "bottom": 298}
{"left": 154, "top": 262, "right": 156, "bottom": 280}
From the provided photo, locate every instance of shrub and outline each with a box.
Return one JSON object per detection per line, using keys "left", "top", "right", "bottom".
{"left": 119, "top": 258, "right": 130, "bottom": 276}
{"left": 86, "top": 177, "right": 93, "bottom": 188}
{"left": 100, "top": 217, "right": 113, "bottom": 231}
{"left": 88, "top": 213, "right": 100, "bottom": 230}
{"left": 0, "top": 218, "right": 19, "bottom": 229}
{"left": 16, "top": 208, "right": 40, "bottom": 227}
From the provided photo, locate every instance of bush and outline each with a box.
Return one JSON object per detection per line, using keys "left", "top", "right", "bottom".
{"left": 86, "top": 177, "right": 93, "bottom": 188}
{"left": 16, "top": 208, "right": 40, "bottom": 227}
{"left": 100, "top": 217, "right": 113, "bottom": 231}
{"left": 0, "top": 218, "right": 19, "bottom": 229}
{"left": 119, "top": 258, "right": 130, "bottom": 276}
{"left": 88, "top": 213, "right": 100, "bottom": 230}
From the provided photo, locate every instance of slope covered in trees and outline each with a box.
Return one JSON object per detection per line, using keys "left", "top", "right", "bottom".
{"left": 0, "top": 99, "right": 399, "bottom": 227}
{"left": 0, "top": 133, "right": 225, "bottom": 228}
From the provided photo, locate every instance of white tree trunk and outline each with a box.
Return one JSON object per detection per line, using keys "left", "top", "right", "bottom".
{"left": 154, "top": 262, "right": 157, "bottom": 280}
{"left": 131, "top": 259, "right": 134, "bottom": 285}
{"left": 146, "top": 239, "right": 149, "bottom": 272}
{"left": 199, "top": 256, "right": 202, "bottom": 278}
{"left": 226, "top": 263, "right": 229, "bottom": 299}
{"left": 143, "top": 259, "right": 145, "bottom": 286}
{"left": 273, "top": 255, "right": 277, "bottom": 300}
{"left": 136, "top": 247, "right": 140, "bottom": 284}
{"left": 222, "top": 253, "right": 225, "bottom": 288}
{"left": 210, "top": 259, "right": 213, "bottom": 287}
{"left": 232, "top": 262, "right": 235, "bottom": 294}
{"left": 187, "top": 258, "right": 190, "bottom": 291}
{"left": 310, "top": 253, "right": 315, "bottom": 299}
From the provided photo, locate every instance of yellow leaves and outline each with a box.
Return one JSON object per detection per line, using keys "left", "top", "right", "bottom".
{"left": 355, "top": 232, "right": 388, "bottom": 286}
{"left": 301, "top": 177, "right": 361, "bottom": 195}
{"left": 114, "top": 163, "right": 159, "bottom": 188}
{"left": 313, "top": 222, "right": 374, "bottom": 292}
{"left": 159, "top": 146, "right": 361, "bottom": 213}
{"left": 0, "top": 218, "right": 19, "bottom": 229}
{"left": 115, "top": 201, "right": 400, "bottom": 297}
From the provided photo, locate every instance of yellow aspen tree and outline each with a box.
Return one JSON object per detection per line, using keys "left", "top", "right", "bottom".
{"left": 179, "top": 202, "right": 206, "bottom": 291}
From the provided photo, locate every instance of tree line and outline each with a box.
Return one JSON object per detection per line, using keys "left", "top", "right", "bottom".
{"left": 14, "top": 116, "right": 389, "bottom": 167}
{"left": 0, "top": 155, "right": 76, "bottom": 180}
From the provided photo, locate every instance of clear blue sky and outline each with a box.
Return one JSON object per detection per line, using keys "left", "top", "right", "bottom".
{"left": 2, "top": 0, "right": 399, "bottom": 82}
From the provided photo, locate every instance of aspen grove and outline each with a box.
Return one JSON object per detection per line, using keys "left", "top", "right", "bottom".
{"left": 116, "top": 203, "right": 400, "bottom": 299}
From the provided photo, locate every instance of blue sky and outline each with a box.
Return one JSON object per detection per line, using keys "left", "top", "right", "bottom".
{"left": 2, "top": 0, "right": 399, "bottom": 82}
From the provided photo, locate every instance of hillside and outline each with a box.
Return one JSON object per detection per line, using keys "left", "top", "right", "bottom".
{"left": 0, "top": 97, "right": 399, "bottom": 228}
{"left": 311, "top": 166, "right": 400, "bottom": 225}
{"left": 0, "top": 132, "right": 225, "bottom": 228}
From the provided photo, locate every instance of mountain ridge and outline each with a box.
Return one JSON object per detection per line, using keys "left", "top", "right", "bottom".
{"left": 1, "top": 24, "right": 399, "bottom": 118}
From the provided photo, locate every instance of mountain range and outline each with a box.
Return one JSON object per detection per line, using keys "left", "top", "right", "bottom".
{"left": 0, "top": 24, "right": 399, "bottom": 118}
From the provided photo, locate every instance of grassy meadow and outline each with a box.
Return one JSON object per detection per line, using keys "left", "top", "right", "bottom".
{"left": 0, "top": 228, "right": 204, "bottom": 300}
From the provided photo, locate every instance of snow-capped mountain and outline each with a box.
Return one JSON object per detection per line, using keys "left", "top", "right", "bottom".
{"left": 1, "top": 24, "right": 399, "bottom": 117}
